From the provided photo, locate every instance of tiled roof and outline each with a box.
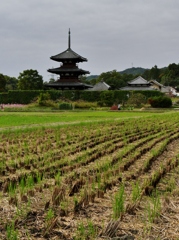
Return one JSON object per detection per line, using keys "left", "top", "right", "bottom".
{"left": 128, "top": 76, "right": 150, "bottom": 85}
{"left": 50, "top": 48, "right": 88, "bottom": 62}
{"left": 89, "top": 81, "right": 111, "bottom": 91}
{"left": 149, "top": 80, "right": 164, "bottom": 87}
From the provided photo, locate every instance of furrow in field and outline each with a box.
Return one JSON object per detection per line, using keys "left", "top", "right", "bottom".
{"left": 55, "top": 129, "right": 174, "bottom": 204}
{"left": 0, "top": 123, "right": 164, "bottom": 192}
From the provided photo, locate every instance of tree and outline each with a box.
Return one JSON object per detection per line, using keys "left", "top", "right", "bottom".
{"left": 161, "top": 63, "right": 179, "bottom": 87}
{"left": 127, "top": 92, "right": 146, "bottom": 107}
{"left": 150, "top": 65, "right": 161, "bottom": 81}
{"left": 142, "top": 65, "right": 161, "bottom": 81}
{"left": 0, "top": 74, "right": 6, "bottom": 92}
{"left": 79, "top": 75, "right": 98, "bottom": 86}
{"left": 96, "top": 70, "right": 125, "bottom": 89}
{"left": 18, "top": 69, "right": 43, "bottom": 90}
{"left": 4, "top": 75, "right": 18, "bottom": 90}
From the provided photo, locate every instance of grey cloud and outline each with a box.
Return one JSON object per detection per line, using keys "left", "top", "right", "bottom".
{"left": 0, "top": 0, "right": 179, "bottom": 80}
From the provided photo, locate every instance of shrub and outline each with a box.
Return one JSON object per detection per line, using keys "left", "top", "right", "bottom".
{"left": 74, "top": 101, "right": 97, "bottom": 109}
{"left": 97, "top": 101, "right": 104, "bottom": 107}
{"left": 29, "top": 92, "right": 58, "bottom": 108}
{"left": 148, "top": 96, "right": 172, "bottom": 108}
{"left": 127, "top": 93, "right": 146, "bottom": 107}
{"left": 59, "top": 102, "right": 73, "bottom": 110}
{"left": 110, "top": 105, "right": 118, "bottom": 110}
{"left": 38, "top": 92, "right": 51, "bottom": 106}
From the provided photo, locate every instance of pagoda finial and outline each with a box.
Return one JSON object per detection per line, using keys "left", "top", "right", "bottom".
{"left": 68, "top": 28, "right": 71, "bottom": 49}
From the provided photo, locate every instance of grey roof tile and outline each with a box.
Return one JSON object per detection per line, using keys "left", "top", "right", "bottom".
{"left": 50, "top": 48, "right": 88, "bottom": 62}
{"left": 89, "top": 81, "right": 111, "bottom": 91}
{"left": 128, "top": 76, "right": 150, "bottom": 85}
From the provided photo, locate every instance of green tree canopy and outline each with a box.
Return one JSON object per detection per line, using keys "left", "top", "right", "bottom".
{"left": 4, "top": 75, "right": 18, "bottom": 90}
{"left": 18, "top": 69, "right": 43, "bottom": 90}
{"left": 96, "top": 70, "right": 126, "bottom": 89}
{"left": 142, "top": 65, "right": 162, "bottom": 82}
{"left": 161, "top": 63, "right": 179, "bottom": 87}
{"left": 0, "top": 74, "right": 6, "bottom": 92}
{"left": 80, "top": 76, "right": 98, "bottom": 86}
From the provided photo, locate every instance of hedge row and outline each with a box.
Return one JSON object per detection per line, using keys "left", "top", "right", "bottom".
{"left": 0, "top": 90, "right": 164, "bottom": 105}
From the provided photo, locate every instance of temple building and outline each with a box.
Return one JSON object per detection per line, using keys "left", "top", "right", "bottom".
{"left": 120, "top": 76, "right": 155, "bottom": 91}
{"left": 45, "top": 29, "right": 92, "bottom": 90}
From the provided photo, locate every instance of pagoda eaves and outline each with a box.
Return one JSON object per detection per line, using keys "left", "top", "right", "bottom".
{"left": 48, "top": 67, "right": 90, "bottom": 75}
{"left": 50, "top": 48, "right": 88, "bottom": 63}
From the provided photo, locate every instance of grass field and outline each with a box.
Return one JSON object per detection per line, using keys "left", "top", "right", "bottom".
{"left": 0, "top": 110, "right": 179, "bottom": 239}
{"left": 0, "top": 110, "right": 162, "bottom": 128}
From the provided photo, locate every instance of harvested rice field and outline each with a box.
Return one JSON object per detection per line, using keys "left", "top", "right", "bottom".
{"left": 0, "top": 112, "right": 179, "bottom": 239}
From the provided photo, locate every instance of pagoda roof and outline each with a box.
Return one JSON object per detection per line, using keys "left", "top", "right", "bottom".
{"left": 51, "top": 48, "right": 88, "bottom": 62}
{"left": 48, "top": 67, "right": 90, "bottom": 74}
{"left": 50, "top": 29, "right": 88, "bottom": 62}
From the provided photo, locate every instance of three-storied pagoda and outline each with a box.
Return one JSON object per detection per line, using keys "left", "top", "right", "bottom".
{"left": 45, "top": 29, "right": 92, "bottom": 90}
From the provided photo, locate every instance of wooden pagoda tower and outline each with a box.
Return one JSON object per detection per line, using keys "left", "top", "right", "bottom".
{"left": 45, "top": 29, "right": 92, "bottom": 90}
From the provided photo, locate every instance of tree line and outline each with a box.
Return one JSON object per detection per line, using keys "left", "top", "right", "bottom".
{"left": 82, "top": 63, "right": 179, "bottom": 91}
{"left": 0, "top": 63, "right": 179, "bottom": 91}
{"left": 0, "top": 69, "right": 43, "bottom": 92}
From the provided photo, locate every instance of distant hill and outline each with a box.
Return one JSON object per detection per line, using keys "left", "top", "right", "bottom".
{"left": 87, "top": 67, "right": 167, "bottom": 81}
{"left": 119, "top": 67, "right": 148, "bottom": 75}
{"left": 86, "top": 75, "right": 98, "bottom": 80}
{"left": 86, "top": 67, "right": 148, "bottom": 80}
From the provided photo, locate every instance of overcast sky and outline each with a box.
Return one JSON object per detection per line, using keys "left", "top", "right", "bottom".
{"left": 1, "top": 0, "right": 179, "bottom": 81}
